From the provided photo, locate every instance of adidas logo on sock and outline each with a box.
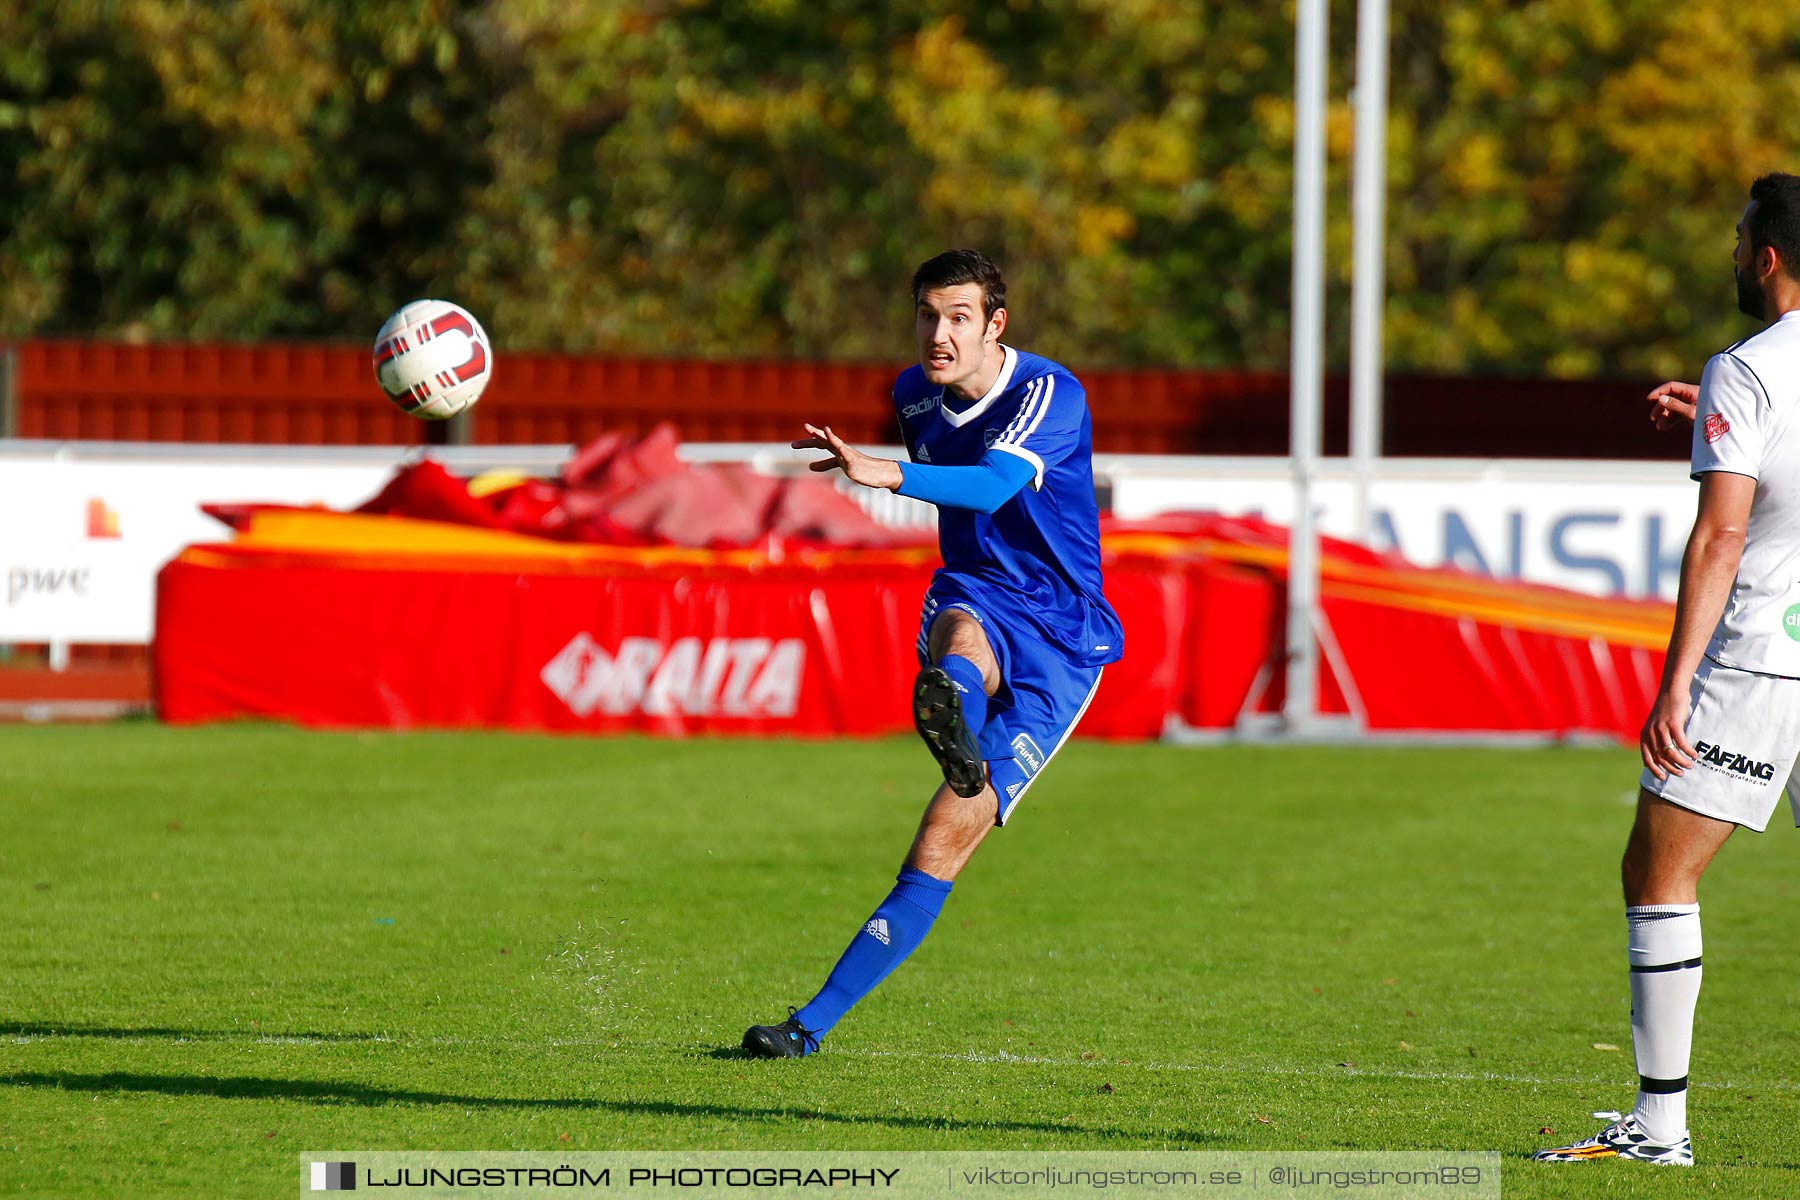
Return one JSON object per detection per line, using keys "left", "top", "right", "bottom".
{"left": 864, "top": 918, "right": 891, "bottom": 945}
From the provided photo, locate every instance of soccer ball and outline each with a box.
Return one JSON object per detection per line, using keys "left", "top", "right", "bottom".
{"left": 372, "top": 299, "right": 493, "bottom": 420}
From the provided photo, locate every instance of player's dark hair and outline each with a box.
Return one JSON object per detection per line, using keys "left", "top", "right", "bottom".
{"left": 911, "top": 250, "right": 1007, "bottom": 319}
{"left": 1748, "top": 173, "right": 1800, "bottom": 281}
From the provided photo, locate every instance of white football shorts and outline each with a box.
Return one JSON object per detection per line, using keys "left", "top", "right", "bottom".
{"left": 1641, "top": 655, "right": 1800, "bottom": 832}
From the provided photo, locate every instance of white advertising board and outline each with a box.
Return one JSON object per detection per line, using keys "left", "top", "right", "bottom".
{"left": 1106, "top": 457, "right": 1696, "bottom": 602}
{"left": 1, "top": 453, "right": 389, "bottom": 643}
{"left": 0, "top": 442, "right": 570, "bottom": 644}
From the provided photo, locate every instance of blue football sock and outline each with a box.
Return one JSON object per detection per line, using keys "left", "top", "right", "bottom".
{"left": 793, "top": 867, "right": 953, "bottom": 1046}
{"left": 938, "top": 653, "right": 989, "bottom": 734}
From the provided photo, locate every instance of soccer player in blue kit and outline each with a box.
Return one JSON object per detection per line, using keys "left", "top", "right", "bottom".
{"left": 742, "top": 249, "right": 1124, "bottom": 1058}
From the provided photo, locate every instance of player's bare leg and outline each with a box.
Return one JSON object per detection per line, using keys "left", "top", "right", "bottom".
{"left": 1620, "top": 789, "right": 1734, "bottom": 905}
{"left": 1537, "top": 790, "right": 1731, "bottom": 1165}
{"left": 926, "top": 609, "right": 1001, "bottom": 691}
{"left": 904, "top": 780, "right": 998, "bottom": 881}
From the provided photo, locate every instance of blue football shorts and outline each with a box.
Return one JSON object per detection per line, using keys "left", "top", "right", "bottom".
{"left": 915, "top": 578, "right": 1105, "bottom": 825}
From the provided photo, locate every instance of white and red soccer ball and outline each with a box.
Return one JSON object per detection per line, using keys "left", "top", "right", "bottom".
{"left": 372, "top": 299, "right": 493, "bottom": 420}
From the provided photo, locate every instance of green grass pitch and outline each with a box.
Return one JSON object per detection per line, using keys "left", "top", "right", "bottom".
{"left": 4, "top": 724, "right": 1800, "bottom": 1198}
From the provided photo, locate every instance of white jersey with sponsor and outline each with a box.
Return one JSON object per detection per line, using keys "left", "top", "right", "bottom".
{"left": 1692, "top": 309, "right": 1800, "bottom": 677}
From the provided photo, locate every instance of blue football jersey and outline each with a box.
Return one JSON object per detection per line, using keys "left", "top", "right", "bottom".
{"left": 893, "top": 345, "right": 1123, "bottom": 668}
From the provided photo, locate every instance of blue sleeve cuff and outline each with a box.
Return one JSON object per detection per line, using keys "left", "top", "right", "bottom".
{"left": 896, "top": 449, "right": 1038, "bottom": 514}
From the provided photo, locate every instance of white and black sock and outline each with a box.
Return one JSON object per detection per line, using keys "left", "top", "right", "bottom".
{"left": 1626, "top": 903, "right": 1702, "bottom": 1143}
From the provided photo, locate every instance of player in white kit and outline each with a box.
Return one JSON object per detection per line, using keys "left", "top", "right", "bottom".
{"left": 1536, "top": 173, "right": 1800, "bottom": 1166}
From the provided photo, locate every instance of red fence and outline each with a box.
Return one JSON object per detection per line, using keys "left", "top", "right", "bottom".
{"left": 8, "top": 338, "right": 1685, "bottom": 459}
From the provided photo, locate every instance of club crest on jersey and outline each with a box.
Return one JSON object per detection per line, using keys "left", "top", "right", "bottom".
{"left": 1693, "top": 740, "right": 1775, "bottom": 783}
{"left": 1703, "top": 413, "right": 1730, "bottom": 444}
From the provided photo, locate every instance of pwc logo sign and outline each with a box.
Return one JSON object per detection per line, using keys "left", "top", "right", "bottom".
{"left": 541, "top": 634, "right": 805, "bottom": 719}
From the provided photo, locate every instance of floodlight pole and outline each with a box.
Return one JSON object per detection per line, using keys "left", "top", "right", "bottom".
{"left": 1350, "top": 0, "right": 1389, "bottom": 541}
{"left": 1284, "top": 0, "right": 1328, "bottom": 728}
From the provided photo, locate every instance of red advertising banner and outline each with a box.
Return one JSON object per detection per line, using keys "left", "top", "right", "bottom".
{"left": 154, "top": 512, "right": 1675, "bottom": 742}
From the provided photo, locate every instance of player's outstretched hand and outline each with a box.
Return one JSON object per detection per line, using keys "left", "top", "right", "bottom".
{"left": 1646, "top": 381, "right": 1698, "bottom": 431}
{"left": 1639, "top": 691, "right": 1696, "bottom": 782}
{"left": 791, "top": 423, "right": 903, "bottom": 491}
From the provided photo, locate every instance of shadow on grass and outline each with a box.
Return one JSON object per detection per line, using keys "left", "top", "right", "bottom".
{"left": 1, "top": 1071, "right": 1225, "bottom": 1145}
{"left": 5, "top": 1020, "right": 386, "bottom": 1043}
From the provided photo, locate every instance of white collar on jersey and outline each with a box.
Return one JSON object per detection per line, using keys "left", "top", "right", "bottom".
{"left": 937, "top": 345, "right": 1018, "bottom": 428}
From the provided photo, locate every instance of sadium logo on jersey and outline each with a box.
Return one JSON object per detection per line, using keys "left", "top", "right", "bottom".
{"left": 541, "top": 633, "right": 805, "bottom": 719}
{"left": 1783, "top": 603, "right": 1800, "bottom": 643}
{"left": 1692, "top": 740, "right": 1776, "bottom": 783}
{"left": 901, "top": 397, "right": 936, "bottom": 418}
{"left": 1703, "top": 413, "right": 1731, "bottom": 444}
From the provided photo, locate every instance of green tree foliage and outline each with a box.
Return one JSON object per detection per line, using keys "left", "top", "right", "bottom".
{"left": 0, "top": 0, "right": 497, "bottom": 338}
{"left": 1383, "top": 2, "right": 1800, "bottom": 378}
{"left": 1, "top": 0, "right": 1796, "bottom": 376}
